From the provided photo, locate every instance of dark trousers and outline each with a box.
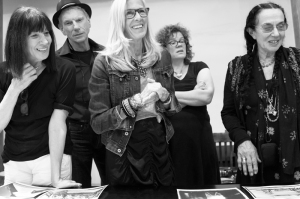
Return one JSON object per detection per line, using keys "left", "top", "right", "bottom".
{"left": 68, "top": 120, "right": 106, "bottom": 188}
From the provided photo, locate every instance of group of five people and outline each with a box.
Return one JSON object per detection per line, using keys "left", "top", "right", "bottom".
{"left": 0, "top": 0, "right": 300, "bottom": 189}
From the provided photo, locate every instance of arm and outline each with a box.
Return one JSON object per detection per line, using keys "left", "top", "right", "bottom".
{"left": 49, "top": 109, "right": 81, "bottom": 188}
{"left": 0, "top": 64, "right": 37, "bottom": 131}
{"left": 176, "top": 68, "right": 214, "bottom": 107}
{"left": 221, "top": 61, "right": 260, "bottom": 176}
{"left": 89, "top": 56, "right": 125, "bottom": 134}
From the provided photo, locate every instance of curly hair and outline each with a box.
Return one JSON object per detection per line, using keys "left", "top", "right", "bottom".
{"left": 238, "top": 2, "right": 287, "bottom": 103}
{"left": 156, "top": 24, "right": 194, "bottom": 65}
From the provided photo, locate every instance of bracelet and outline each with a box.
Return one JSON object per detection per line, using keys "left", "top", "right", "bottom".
{"left": 122, "top": 98, "right": 136, "bottom": 118}
{"left": 161, "top": 94, "right": 171, "bottom": 104}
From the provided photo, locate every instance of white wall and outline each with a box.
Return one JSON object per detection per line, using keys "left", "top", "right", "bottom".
{"left": 2, "top": 0, "right": 296, "bottom": 185}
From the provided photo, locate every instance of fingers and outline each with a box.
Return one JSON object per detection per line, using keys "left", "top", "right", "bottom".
{"left": 242, "top": 157, "right": 248, "bottom": 176}
{"left": 147, "top": 78, "right": 155, "bottom": 83}
{"left": 54, "top": 179, "right": 82, "bottom": 189}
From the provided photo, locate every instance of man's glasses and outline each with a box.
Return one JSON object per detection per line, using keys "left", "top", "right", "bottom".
{"left": 168, "top": 39, "right": 186, "bottom": 47}
{"left": 20, "top": 89, "right": 28, "bottom": 116}
{"left": 125, "top": 8, "right": 149, "bottom": 19}
{"left": 257, "top": 22, "right": 288, "bottom": 33}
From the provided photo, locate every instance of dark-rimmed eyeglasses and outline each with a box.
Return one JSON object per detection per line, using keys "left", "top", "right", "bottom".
{"left": 20, "top": 89, "right": 28, "bottom": 116}
{"left": 125, "top": 8, "right": 150, "bottom": 19}
{"left": 257, "top": 22, "right": 288, "bottom": 33}
{"left": 167, "top": 39, "right": 186, "bottom": 47}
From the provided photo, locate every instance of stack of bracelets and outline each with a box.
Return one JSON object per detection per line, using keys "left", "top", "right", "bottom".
{"left": 121, "top": 93, "right": 171, "bottom": 118}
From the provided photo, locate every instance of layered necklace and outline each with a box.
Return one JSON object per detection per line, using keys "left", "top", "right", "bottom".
{"left": 264, "top": 82, "right": 279, "bottom": 142}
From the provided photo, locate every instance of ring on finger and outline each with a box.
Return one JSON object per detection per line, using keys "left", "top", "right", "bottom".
{"left": 242, "top": 157, "right": 246, "bottom": 163}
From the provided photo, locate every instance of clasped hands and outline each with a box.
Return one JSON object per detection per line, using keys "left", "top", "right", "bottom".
{"left": 237, "top": 140, "right": 261, "bottom": 176}
{"left": 131, "top": 78, "right": 170, "bottom": 109}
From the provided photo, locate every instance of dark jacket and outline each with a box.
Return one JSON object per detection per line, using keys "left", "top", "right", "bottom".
{"left": 56, "top": 38, "right": 105, "bottom": 122}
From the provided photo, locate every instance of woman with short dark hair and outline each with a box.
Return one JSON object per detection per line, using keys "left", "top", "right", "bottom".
{"left": 0, "top": 6, "right": 80, "bottom": 188}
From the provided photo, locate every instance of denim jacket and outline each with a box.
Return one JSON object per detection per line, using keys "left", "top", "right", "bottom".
{"left": 89, "top": 49, "right": 181, "bottom": 156}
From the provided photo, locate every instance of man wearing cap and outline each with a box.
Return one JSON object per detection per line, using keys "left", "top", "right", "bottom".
{"left": 53, "top": 0, "right": 106, "bottom": 188}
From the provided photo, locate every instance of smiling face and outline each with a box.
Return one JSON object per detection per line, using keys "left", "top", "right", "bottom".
{"left": 124, "top": 0, "right": 148, "bottom": 42}
{"left": 166, "top": 32, "right": 187, "bottom": 61}
{"left": 26, "top": 29, "right": 52, "bottom": 66}
{"left": 60, "top": 7, "right": 91, "bottom": 45}
{"left": 249, "top": 9, "right": 286, "bottom": 56}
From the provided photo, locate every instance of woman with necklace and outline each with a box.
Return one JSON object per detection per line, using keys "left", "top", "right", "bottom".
{"left": 221, "top": 2, "right": 300, "bottom": 184}
{"left": 88, "top": 0, "right": 180, "bottom": 186}
{"left": 0, "top": 7, "right": 80, "bottom": 188}
{"left": 156, "top": 24, "right": 220, "bottom": 186}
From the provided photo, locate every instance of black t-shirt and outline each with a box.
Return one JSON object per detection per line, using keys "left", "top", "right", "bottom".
{"left": 0, "top": 56, "right": 76, "bottom": 163}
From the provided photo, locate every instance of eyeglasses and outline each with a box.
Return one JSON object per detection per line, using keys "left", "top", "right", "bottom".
{"left": 167, "top": 39, "right": 186, "bottom": 47}
{"left": 20, "top": 89, "right": 28, "bottom": 116}
{"left": 257, "top": 22, "right": 288, "bottom": 33}
{"left": 125, "top": 8, "right": 149, "bottom": 19}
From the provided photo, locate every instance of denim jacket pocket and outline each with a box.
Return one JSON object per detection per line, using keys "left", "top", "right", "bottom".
{"left": 108, "top": 70, "right": 131, "bottom": 106}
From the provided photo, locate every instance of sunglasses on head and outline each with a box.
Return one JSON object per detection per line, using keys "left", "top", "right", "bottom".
{"left": 125, "top": 8, "right": 149, "bottom": 19}
{"left": 20, "top": 89, "right": 28, "bottom": 116}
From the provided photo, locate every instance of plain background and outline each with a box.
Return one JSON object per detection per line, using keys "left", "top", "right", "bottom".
{"left": 2, "top": 0, "right": 296, "bottom": 185}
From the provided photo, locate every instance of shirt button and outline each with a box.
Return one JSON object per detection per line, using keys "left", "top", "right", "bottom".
{"left": 125, "top": 132, "right": 129, "bottom": 136}
{"left": 135, "top": 76, "right": 139, "bottom": 81}
{"left": 117, "top": 149, "right": 121, "bottom": 153}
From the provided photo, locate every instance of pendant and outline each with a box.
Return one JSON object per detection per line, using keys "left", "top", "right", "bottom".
{"left": 20, "top": 102, "right": 28, "bottom": 115}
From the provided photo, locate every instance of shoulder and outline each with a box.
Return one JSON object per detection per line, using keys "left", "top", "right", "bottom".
{"left": 228, "top": 54, "right": 247, "bottom": 73}
{"left": 93, "top": 54, "right": 110, "bottom": 71}
{"left": 0, "top": 62, "right": 12, "bottom": 90}
{"left": 55, "top": 55, "right": 76, "bottom": 74}
{"left": 159, "top": 48, "right": 172, "bottom": 64}
{"left": 89, "top": 38, "right": 105, "bottom": 52}
{"left": 190, "top": 61, "right": 209, "bottom": 69}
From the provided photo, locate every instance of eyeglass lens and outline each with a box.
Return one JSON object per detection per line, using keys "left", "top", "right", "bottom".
{"left": 20, "top": 89, "right": 28, "bottom": 116}
{"left": 126, "top": 8, "right": 149, "bottom": 19}
{"left": 261, "top": 22, "right": 287, "bottom": 33}
{"left": 168, "top": 39, "right": 186, "bottom": 47}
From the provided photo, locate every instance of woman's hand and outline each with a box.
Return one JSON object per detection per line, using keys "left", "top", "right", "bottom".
{"left": 11, "top": 63, "right": 37, "bottom": 93}
{"left": 52, "top": 179, "right": 82, "bottom": 189}
{"left": 237, "top": 140, "right": 261, "bottom": 176}
{"left": 194, "top": 80, "right": 207, "bottom": 90}
{"left": 141, "top": 78, "right": 169, "bottom": 104}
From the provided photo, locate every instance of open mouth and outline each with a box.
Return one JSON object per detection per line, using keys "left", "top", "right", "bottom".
{"left": 132, "top": 24, "right": 143, "bottom": 29}
{"left": 36, "top": 48, "right": 48, "bottom": 52}
{"left": 269, "top": 40, "right": 279, "bottom": 44}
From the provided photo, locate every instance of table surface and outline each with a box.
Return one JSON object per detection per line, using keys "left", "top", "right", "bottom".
{"left": 98, "top": 184, "right": 250, "bottom": 199}
{"left": 2, "top": 175, "right": 298, "bottom": 199}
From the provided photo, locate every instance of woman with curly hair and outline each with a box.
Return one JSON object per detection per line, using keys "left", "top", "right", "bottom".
{"left": 221, "top": 2, "right": 300, "bottom": 184}
{"left": 156, "top": 24, "right": 220, "bottom": 186}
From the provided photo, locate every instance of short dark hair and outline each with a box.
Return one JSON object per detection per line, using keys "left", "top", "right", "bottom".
{"left": 5, "top": 6, "right": 57, "bottom": 78}
{"left": 156, "top": 24, "right": 194, "bottom": 65}
{"left": 244, "top": 2, "right": 287, "bottom": 55}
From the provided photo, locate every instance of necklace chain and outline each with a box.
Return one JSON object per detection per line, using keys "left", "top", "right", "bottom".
{"left": 259, "top": 57, "right": 275, "bottom": 68}
{"left": 174, "top": 66, "right": 184, "bottom": 78}
{"left": 265, "top": 90, "right": 279, "bottom": 122}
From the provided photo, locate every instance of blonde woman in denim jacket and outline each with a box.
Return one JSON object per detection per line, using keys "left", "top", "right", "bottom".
{"left": 88, "top": 0, "right": 181, "bottom": 186}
